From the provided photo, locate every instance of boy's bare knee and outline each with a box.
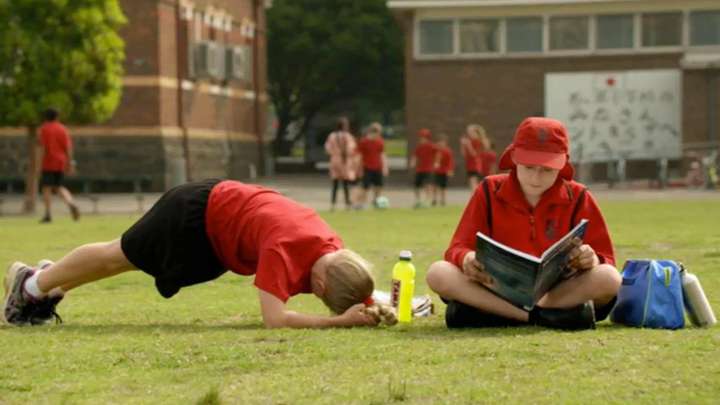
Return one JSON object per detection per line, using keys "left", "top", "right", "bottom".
{"left": 593, "top": 264, "right": 621, "bottom": 299}
{"left": 426, "top": 261, "right": 456, "bottom": 295}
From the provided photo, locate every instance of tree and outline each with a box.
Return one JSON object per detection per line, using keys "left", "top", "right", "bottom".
{"left": 0, "top": 0, "right": 126, "bottom": 212}
{"left": 267, "top": 0, "right": 403, "bottom": 156}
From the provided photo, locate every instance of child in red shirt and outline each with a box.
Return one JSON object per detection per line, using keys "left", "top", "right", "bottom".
{"left": 460, "top": 124, "right": 484, "bottom": 190}
{"left": 426, "top": 117, "right": 621, "bottom": 330}
{"left": 432, "top": 134, "right": 454, "bottom": 206}
{"left": 38, "top": 108, "right": 80, "bottom": 223}
{"left": 356, "top": 122, "right": 389, "bottom": 209}
{"left": 4, "top": 180, "right": 383, "bottom": 328}
{"left": 411, "top": 128, "right": 436, "bottom": 208}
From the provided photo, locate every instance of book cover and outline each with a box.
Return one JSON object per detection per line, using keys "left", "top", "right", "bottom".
{"left": 476, "top": 219, "right": 589, "bottom": 310}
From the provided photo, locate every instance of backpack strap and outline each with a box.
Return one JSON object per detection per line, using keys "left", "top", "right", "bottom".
{"left": 568, "top": 184, "right": 587, "bottom": 231}
{"left": 482, "top": 179, "right": 492, "bottom": 237}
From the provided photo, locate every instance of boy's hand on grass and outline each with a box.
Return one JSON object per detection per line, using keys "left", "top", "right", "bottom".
{"left": 462, "top": 251, "right": 493, "bottom": 285}
{"left": 567, "top": 242, "right": 599, "bottom": 274}
{"left": 341, "top": 303, "right": 380, "bottom": 327}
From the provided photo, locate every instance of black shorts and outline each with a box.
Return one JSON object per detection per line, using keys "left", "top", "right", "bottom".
{"left": 120, "top": 179, "right": 227, "bottom": 298}
{"left": 41, "top": 171, "right": 64, "bottom": 188}
{"left": 443, "top": 296, "right": 617, "bottom": 328}
{"left": 434, "top": 174, "right": 448, "bottom": 189}
{"left": 414, "top": 172, "right": 431, "bottom": 188}
{"left": 467, "top": 171, "right": 483, "bottom": 180}
{"left": 362, "top": 170, "right": 383, "bottom": 189}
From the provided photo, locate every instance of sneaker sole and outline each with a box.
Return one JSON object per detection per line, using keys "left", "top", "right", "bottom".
{"left": 3, "top": 262, "right": 27, "bottom": 325}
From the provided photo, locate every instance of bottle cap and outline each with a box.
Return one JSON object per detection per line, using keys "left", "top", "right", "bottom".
{"left": 399, "top": 250, "right": 412, "bottom": 261}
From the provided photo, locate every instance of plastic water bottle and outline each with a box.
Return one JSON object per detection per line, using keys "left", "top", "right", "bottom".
{"left": 681, "top": 267, "right": 717, "bottom": 327}
{"left": 391, "top": 250, "right": 416, "bottom": 323}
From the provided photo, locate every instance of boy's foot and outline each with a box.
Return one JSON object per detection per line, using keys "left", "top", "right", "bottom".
{"left": 69, "top": 204, "right": 80, "bottom": 221}
{"left": 3, "top": 262, "right": 37, "bottom": 325}
{"left": 28, "top": 294, "right": 64, "bottom": 325}
{"left": 39, "top": 215, "right": 51, "bottom": 224}
{"left": 529, "top": 301, "right": 596, "bottom": 330}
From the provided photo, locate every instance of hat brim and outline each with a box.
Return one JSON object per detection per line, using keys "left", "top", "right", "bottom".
{"left": 512, "top": 148, "right": 566, "bottom": 170}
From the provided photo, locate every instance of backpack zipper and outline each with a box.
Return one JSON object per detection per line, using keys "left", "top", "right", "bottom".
{"left": 641, "top": 266, "right": 654, "bottom": 326}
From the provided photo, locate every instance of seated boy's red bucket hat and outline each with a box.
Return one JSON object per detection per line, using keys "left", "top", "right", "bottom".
{"left": 498, "top": 117, "right": 575, "bottom": 179}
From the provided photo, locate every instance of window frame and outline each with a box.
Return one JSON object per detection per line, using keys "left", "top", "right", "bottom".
{"left": 414, "top": 7, "right": 718, "bottom": 61}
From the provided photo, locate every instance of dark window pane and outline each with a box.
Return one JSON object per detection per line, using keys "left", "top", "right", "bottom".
{"left": 550, "top": 16, "right": 589, "bottom": 50}
{"left": 691, "top": 10, "right": 720, "bottom": 46}
{"left": 642, "top": 13, "right": 682, "bottom": 47}
{"left": 597, "top": 14, "right": 634, "bottom": 49}
{"left": 506, "top": 17, "right": 543, "bottom": 52}
{"left": 419, "top": 20, "right": 454, "bottom": 55}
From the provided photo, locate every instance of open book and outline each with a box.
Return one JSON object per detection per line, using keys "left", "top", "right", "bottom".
{"left": 476, "top": 219, "right": 589, "bottom": 310}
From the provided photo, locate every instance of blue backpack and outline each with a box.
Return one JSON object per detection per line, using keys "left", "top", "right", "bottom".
{"left": 610, "top": 259, "right": 685, "bottom": 329}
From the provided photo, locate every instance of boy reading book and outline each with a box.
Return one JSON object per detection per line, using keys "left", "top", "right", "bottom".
{"left": 477, "top": 219, "right": 588, "bottom": 310}
{"left": 426, "top": 117, "right": 621, "bottom": 330}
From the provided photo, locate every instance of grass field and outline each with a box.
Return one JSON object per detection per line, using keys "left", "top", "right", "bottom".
{"left": 1, "top": 199, "right": 719, "bottom": 404}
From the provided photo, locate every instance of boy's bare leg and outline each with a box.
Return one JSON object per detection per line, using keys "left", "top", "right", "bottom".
{"left": 426, "top": 260, "right": 529, "bottom": 322}
{"left": 57, "top": 186, "right": 75, "bottom": 207}
{"left": 538, "top": 264, "right": 621, "bottom": 309}
{"left": 41, "top": 186, "right": 52, "bottom": 218}
{"left": 38, "top": 239, "right": 136, "bottom": 294}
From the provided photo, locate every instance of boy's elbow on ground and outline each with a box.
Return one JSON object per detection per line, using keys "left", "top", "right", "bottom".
{"left": 262, "top": 313, "right": 288, "bottom": 329}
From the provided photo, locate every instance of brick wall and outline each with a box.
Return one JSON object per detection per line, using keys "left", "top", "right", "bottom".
{"left": 399, "top": 11, "right": 719, "bottom": 184}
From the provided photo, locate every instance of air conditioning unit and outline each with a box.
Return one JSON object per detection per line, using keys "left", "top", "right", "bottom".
{"left": 225, "top": 45, "right": 253, "bottom": 82}
{"left": 194, "top": 41, "right": 226, "bottom": 80}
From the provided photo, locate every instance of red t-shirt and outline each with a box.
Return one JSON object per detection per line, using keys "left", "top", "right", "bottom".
{"left": 461, "top": 137, "right": 483, "bottom": 172}
{"left": 358, "top": 136, "right": 384, "bottom": 171}
{"left": 39, "top": 121, "right": 71, "bottom": 172}
{"left": 205, "top": 181, "right": 343, "bottom": 302}
{"left": 414, "top": 142, "right": 436, "bottom": 173}
{"left": 434, "top": 146, "right": 454, "bottom": 175}
{"left": 445, "top": 173, "right": 615, "bottom": 269}
{"left": 479, "top": 150, "right": 497, "bottom": 176}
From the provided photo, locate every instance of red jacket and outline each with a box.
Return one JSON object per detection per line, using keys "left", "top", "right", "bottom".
{"left": 445, "top": 173, "right": 615, "bottom": 269}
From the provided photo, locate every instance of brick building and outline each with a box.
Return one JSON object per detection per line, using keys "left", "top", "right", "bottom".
{"left": 1, "top": 0, "right": 270, "bottom": 191}
{"left": 389, "top": 0, "right": 720, "bottom": 183}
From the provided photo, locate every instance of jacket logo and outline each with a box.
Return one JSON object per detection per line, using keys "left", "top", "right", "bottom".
{"left": 537, "top": 127, "right": 549, "bottom": 143}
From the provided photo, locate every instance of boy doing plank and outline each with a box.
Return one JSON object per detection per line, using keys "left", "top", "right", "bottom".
{"left": 4, "top": 180, "right": 385, "bottom": 328}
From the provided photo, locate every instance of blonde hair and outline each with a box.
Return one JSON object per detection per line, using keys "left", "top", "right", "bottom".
{"left": 321, "top": 249, "right": 375, "bottom": 314}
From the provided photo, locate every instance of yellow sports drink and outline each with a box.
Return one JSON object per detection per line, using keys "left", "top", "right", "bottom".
{"left": 391, "top": 250, "right": 416, "bottom": 323}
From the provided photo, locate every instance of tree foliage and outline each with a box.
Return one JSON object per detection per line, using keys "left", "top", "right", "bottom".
{"left": 267, "top": 0, "right": 404, "bottom": 156}
{"left": 0, "top": 0, "right": 126, "bottom": 211}
{"left": 0, "top": 0, "right": 126, "bottom": 125}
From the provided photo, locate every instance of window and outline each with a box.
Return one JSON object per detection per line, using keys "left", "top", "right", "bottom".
{"left": 691, "top": 10, "right": 720, "bottom": 46}
{"left": 596, "top": 14, "right": 634, "bottom": 49}
{"left": 506, "top": 17, "right": 543, "bottom": 52}
{"left": 419, "top": 20, "right": 454, "bottom": 55}
{"left": 550, "top": 16, "right": 589, "bottom": 50}
{"left": 460, "top": 19, "right": 499, "bottom": 53}
{"left": 642, "top": 12, "right": 682, "bottom": 47}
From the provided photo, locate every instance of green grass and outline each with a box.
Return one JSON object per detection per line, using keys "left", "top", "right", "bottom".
{"left": 384, "top": 138, "right": 408, "bottom": 157}
{"left": 1, "top": 199, "right": 720, "bottom": 404}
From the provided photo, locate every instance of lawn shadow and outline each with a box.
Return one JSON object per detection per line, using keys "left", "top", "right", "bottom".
{"left": 0, "top": 322, "right": 266, "bottom": 335}
{"left": 384, "top": 323, "right": 547, "bottom": 340}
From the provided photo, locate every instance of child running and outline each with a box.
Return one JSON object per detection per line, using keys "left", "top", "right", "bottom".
{"left": 426, "top": 117, "right": 621, "bottom": 330}
{"left": 4, "top": 180, "right": 383, "bottom": 328}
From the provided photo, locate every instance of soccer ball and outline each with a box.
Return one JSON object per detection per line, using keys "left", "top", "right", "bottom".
{"left": 374, "top": 196, "right": 390, "bottom": 209}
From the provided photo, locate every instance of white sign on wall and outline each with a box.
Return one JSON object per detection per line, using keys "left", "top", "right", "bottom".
{"left": 545, "top": 69, "right": 682, "bottom": 163}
